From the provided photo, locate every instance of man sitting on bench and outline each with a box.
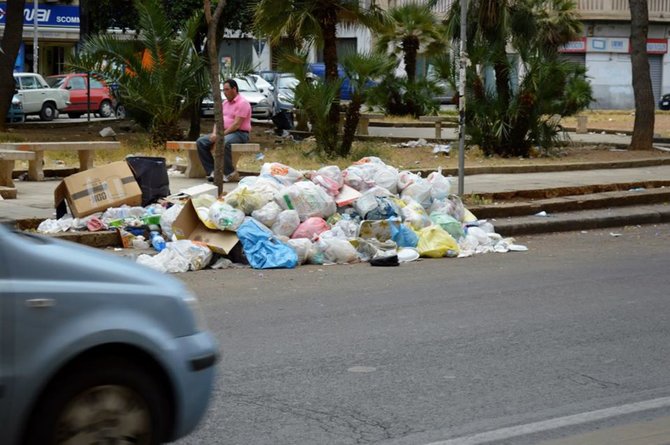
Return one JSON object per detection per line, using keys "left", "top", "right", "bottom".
{"left": 196, "top": 78, "right": 251, "bottom": 183}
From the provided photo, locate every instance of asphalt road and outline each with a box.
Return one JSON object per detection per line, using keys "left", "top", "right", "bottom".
{"left": 175, "top": 224, "right": 670, "bottom": 445}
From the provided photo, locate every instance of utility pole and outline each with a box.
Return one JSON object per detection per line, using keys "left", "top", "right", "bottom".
{"left": 457, "top": 0, "right": 467, "bottom": 196}
{"left": 33, "top": 0, "right": 38, "bottom": 72}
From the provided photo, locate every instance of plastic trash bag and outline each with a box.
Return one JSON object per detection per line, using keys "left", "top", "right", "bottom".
{"left": 401, "top": 179, "right": 432, "bottom": 209}
{"left": 416, "top": 225, "right": 460, "bottom": 258}
{"left": 208, "top": 201, "right": 245, "bottom": 231}
{"left": 366, "top": 196, "right": 401, "bottom": 221}
{"left": 271, "top": 209, "right": 301, "bottom": 237}
{"left": 354, "top": 238, "right": 398, "bottom": 262}
{"left": 260, "top": 162, "right": 304, "bottom": 185}
{"left": 224, "top": 185, "right": 272, "bottom": 215}
{"left": 236, "top": 218, "right": 298, "bottom": 269}
{"left": 251, "top": 201, "right": 282, "bottom": 228}
{"left": 159, "top": 203, "right": 183, "bottom": 239}
{"left": 430, "top": 212, "right": 465, "bottom": 240}
{"left": 310, "top": 165, "right": 344, "bottom": 196}
{"left": 137, "top": 240, "right": 212, "bottom": 273}
{"left": 287, "top": 238, "right": 313, "bottom": 265}
{"left": 291, "top": 217, "right": 330, "bottom": 240}
{"left": 276, "top": 181, "right": 337, "bottom": 221}
{"left": 315, "top": 237, "right": 359, "bottom": 264}
{"left": 126, "top": 156, "right": 171, "bottom": 206}
{"left": 427, "top": 169, "right": 452, "bottom": 200}
{"left": 397, "top": 171, "right": 421, "bottom": 191}
{"left": 400, "top": 199, "right": 432, "bottom": 230}
{"left": 390, "top": 222, "right": 419, "bottom": 248}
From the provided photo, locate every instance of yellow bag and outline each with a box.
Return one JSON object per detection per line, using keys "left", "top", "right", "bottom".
{"left": 417, "top": 225, "right": 460, "bottom": 258}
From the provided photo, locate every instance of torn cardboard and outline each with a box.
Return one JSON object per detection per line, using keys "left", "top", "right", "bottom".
{"left": 172, "top": 198, "right": 239, "bottom": 255}
{"left": 55, "top": 161, "right": 142, "bottom": 218}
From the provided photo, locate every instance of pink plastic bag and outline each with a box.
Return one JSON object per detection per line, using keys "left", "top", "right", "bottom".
{"left": 291, "top": 217, "right": 330, "bottom": 240}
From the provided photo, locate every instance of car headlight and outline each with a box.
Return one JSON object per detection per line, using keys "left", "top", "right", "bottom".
{"left": 258, "top": 98, "right": 269, "bottom": 106}
{"left": 184, "top": 296, "right": 208, "bottom": 332}
{"left": 12, "top": 96, "right": 21, "bottom": 106}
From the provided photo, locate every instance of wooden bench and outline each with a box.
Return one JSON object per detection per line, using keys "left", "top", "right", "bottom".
{"left": 0, "top": 141, "right": 122, "bottom": 181}
{"left": 166, "top": 141, "right": 260, "bottom": 178}
{"left": 419, "top": 116, "right": 458, "bottom": 139}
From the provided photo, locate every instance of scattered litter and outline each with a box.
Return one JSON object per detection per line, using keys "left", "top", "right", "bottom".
{"left": 432, "top": 144, "right": 451, "bottom": 155}
{"left": 397, "top": 138, "right": 428, "bottom": 148}
{"left": 99, "top": 126, "right": 117, "bottom": 138}
{"left": 534, "top": 211, "right": 549, "bottom": 217}
{"left": 628, "top": 187, "right": 646, "bottom": 192}
{"left": 609, "top": 148, "right": 627, "bottom": 152}
{"left": 255, "top": 152, "right": 265, "bottom": 161}
{"left": 610, "top": 232, "right": 622, "bottom": 237}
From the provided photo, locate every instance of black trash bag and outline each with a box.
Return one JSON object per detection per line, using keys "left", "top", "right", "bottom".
{"left": 126, "top": 156, "right": 171, "bottom": 207}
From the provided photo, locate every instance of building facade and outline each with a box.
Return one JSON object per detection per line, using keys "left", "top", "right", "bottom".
{"left": 0, "top": 1, "right": 80, "bottom": 75}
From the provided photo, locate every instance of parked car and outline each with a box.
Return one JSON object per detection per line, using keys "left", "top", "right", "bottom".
{"left": 307, "top": 63, "right": 355, "bottom": 100}
{"left": 13, "top": 72, "right": 70, "bottom": 121}
{"left": 274, "top": 73, "right": 300, "bottom": 111}
{"left": 201, "top": 76, "right": 274, "bottom": 119}
{"left": 659, "top": 93, "right": 670, "bottom": 110}
{"left": 46, "top": 73, "right": 115, "bottom": 118}
{"left": 0, "top": 223, "right": 218, "bottom": 445}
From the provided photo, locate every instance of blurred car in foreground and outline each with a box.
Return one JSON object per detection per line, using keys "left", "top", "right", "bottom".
{"left": 13, "top": 72, "right": 70, "bottom": 121}
{"left": 0, "top": 223, "right": 218, "bottom": 445}
{"left": 659, "top": 93, "right": 670, "bottom": 110}
{"left": 47, "top": 73, "right": 115, "bottom": 118}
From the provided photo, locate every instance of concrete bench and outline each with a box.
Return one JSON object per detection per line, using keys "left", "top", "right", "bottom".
{"left": 166, "top": 141, "right": 260, "bottom": 178}
{"left": 0, "top": 141, "right": 122, "bottom": 181}
{"left": 0, "top": 149, "right": 36, "bottom": 197}
{"left": 419, "top": 116, "right": 458, "bottom": 139}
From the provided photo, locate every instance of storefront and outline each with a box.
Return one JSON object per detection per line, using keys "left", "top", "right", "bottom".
{"left": 0, "top": 2, "right": 80, "bottom": 75}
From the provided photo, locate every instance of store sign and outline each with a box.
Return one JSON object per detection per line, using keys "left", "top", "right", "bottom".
{"left": 559, "top": 38, "right": 586, "bottom": 53}
{"left": 587, "top": 37, "right": 630, "bottom": 53}
{"left": 647, "top": 38, "right": 668, "bottom": 54}
{"left": 0, "top": 3, "right": 79, "bottom": 28}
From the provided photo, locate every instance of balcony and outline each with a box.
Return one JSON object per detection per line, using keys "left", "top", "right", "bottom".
{"left": 387, "top": 0, "right": 670, "bottom": 22}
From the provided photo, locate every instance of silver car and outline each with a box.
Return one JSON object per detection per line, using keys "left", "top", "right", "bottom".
{"left": 201, "top": 76, "right": 275, "bottom": 119}
{"left": 0, "top": 223, "right": 218, "bottom": 445}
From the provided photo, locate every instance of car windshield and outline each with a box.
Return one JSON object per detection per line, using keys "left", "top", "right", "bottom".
{"left": 235, "top": 78, "right": 257, "bottom": 93}
{"left": 47, "top": 77, "right": 65, "bottom": 88}
{"left": 278, "top": 77, "right": 299, "bottom": 90}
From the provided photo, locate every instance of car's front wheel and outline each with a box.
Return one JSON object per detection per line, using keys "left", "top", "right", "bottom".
{"left": 23, "top": 356, "right": 170, "bottom": 445}
{"left": 99, "top": 100, "right": 113, "bottom": 118}
{"left": 39, "top": 102, "right": 57, "bottom": 121}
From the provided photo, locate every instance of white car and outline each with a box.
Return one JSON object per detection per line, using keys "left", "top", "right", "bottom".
{"left": 201, "top": 76, "right": 275, "bottom": 119}
{"left": 13, "top": 73, "right": 70, "bottom": 121}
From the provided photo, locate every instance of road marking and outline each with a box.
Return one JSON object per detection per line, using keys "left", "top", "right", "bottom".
{"left": 426, "top": 396, "right": 670, "bottom": 445}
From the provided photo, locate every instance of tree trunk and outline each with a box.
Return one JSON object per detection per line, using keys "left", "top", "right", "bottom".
{"left": 322, "top": 8, "right": 340, "bottom": 157}
{"left": 0, "top": 0, "right": 27, "bottom": 131}
{"left": 205, "top": 0, "right": 227, "bottom": 194}
{"left": 340, "top": 94, "right": 363, "bottom": 157}
{"left": 403, "top": 37, "right": 419, "bottom": 83}
{"left": 629, "top": 0, "right": 654, "bottom": 150}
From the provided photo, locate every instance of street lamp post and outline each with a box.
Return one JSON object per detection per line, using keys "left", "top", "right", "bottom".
{"left": 457, "top": 0, "right": 467, "bottom": 196}
{"left": 33, "top": 0, "right": 38, "bottom": 73}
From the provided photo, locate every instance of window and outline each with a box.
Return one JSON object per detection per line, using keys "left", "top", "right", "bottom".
{"left": 90, "top": 78, "right": 104, "bottom": 89}
{"left": 19, "top": 76, "right": 39, "bottom": 89}
{"left": 69, "top": 76, "right": 86, "bottom": 90}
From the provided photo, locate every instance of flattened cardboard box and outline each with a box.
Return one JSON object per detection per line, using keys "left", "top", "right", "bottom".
{"left": 55, "top": 161, "right": 142, "bottom": 218}
{"left": 172, "top": 198, "right": 239, "bottom": 255}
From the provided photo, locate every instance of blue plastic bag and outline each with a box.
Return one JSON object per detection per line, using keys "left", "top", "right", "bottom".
{"left": 390, "top": 221, "right": 419, "bottom": 248}
{"left": 236, "top": 218, "right": 298, "bottom": 269}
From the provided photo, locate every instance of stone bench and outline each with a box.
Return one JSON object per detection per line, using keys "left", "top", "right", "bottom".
{"left": 0, "top": 149, "right": 36, "bottom": 198}
{"left": 419, "top": 116, "right": 458, "bottom": 139}
{"left": 338, "top": 112, "right": 385, "bottom": 135}
{"left": 0, "top": 141, "right": 122, "bottom": 181}
{"left": 166, "top": 141, "right": 260, "bottom": 178}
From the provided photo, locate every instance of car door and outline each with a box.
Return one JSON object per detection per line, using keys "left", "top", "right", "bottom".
{"left": 17, "top": 75, "right": 42, "bottom": 114}
{"left": 66, "top": 76, "right": 87, "bottom": 111}
{"left": 0, "top": 228, "right": 13, "bottom": 435}
{"left": 89, "top": 77, "right": 107, "bottom": 110}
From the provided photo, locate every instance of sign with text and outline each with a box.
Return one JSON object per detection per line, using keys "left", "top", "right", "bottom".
{"left": 647, "top": 38, "right": 668, "bottom": 54}
{"left": 588, "top": 37, "right": 630, "bottom": 53}
{"left": 559, "top": 38, "right": 587, "bottom": 53}
{"left": 0, "top": 3, "right": 79, "bottom": 28}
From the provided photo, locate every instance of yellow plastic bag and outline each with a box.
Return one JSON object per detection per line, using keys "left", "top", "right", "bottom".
{"left": 416, "top": 225, "right": 460, "bottom": 258}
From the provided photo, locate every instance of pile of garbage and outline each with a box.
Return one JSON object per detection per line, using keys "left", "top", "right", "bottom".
{"left": 36, "top": 157, "right": 527, "bottom": 273}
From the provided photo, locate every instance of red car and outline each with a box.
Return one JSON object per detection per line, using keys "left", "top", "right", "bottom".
{"left": 46, "top": 73, "right": 115, "bottom": 118}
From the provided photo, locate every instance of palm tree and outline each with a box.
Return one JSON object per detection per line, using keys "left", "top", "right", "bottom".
{"left": 340, "top": 52, "right": 394, "bottom": 156}
{"left": 374, "top": 1, "right": 446, "bottom": 82}
{"left": 68, "top": 0, "right": 209, "bottom": 145}
{"left": 254, "top": 0, "right": 387, "bottom": 156}
{"left": 445, "top": 0, "right": 592, "bottom": 156}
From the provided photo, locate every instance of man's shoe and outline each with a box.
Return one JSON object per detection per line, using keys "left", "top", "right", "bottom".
{"left": 206, "top": 174, "right": 214, "bottom": 183}
{"left": 223, "top": 170, "right": 239, "bottom": 183}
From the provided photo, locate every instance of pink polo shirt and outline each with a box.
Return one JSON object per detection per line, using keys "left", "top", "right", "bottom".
{"left": 222, "top": 94, "right": 252, "bottom": 132}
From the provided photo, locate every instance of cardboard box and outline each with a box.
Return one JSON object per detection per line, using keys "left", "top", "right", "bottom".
{"left": 172, "top": 198, "right": 239, "bottom": 255}
{"left": 55, "top": 161, "right": 142, "bottom": 218}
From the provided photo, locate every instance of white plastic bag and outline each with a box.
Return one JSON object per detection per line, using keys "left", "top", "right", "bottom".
{"left": 260, "top": 162, "right": 304, "bottom": 185}
{"left": 271, "top": 209, "right": 301, "bottom": 237}
{"left": 208, "top": 201, "right": 245, "bottom": 231}
{"left": 276, "top": 181, "right": 337, "bottom": 221}
{"left": 287, "top": 238, "right": 313, "bottom": 264}
{"left": 427, "top": 169, "right": 452, "bottom": 200}
{"left": 251, "top": 201, "right": 282, "bottom": 228}
{"left": 224, "top": 185, "right": 272, "bottom": 215}
{"left": 159, "top": 203, "right": 184, "bottom": 239}
{"left": 315, "top": 237, "right": 359, "bottom": 264}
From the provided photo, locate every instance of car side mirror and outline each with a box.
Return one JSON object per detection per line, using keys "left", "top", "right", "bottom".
{"left": 66, "top": 85, "right": 72, "bottom": 90}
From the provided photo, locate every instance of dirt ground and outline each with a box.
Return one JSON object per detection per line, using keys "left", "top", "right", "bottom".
{"left": 4, "top": 112, "right": 670, "bottom": 172}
